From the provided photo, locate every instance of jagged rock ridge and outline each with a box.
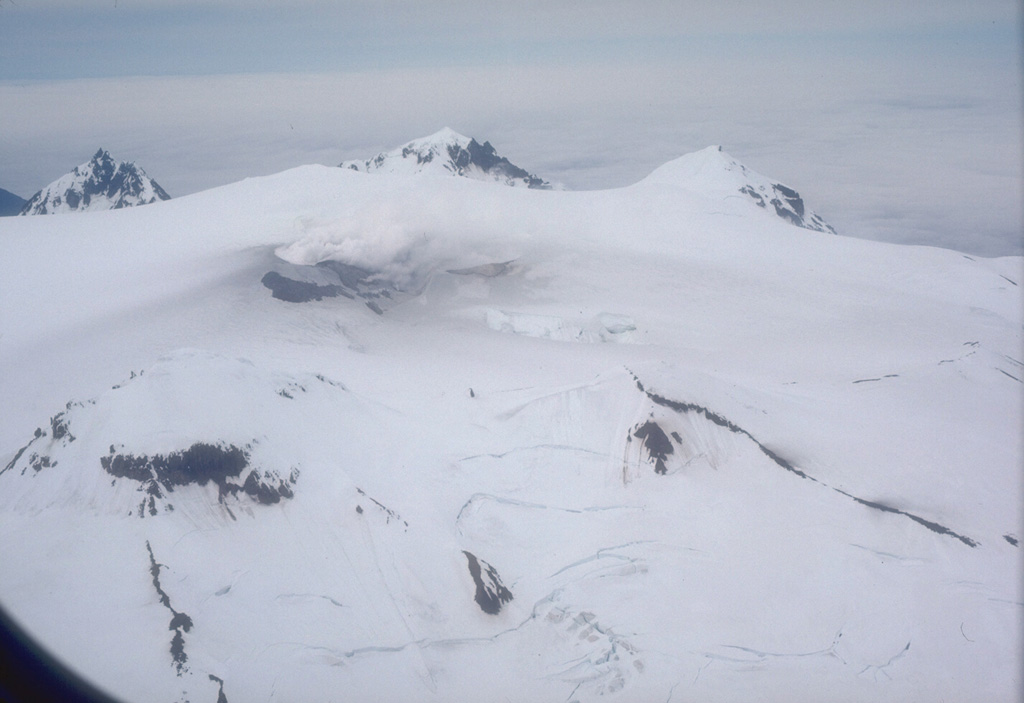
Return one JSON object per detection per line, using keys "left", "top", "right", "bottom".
{"left": 20, "top": 149, "right": 171, "bottom": 215}
{"left": 340, "top": 128, "right": 551, "bottom": 189}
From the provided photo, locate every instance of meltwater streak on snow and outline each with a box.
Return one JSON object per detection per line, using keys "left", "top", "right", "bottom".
{"left": 0, "top": 151, "right": 1021, "bottom": 702}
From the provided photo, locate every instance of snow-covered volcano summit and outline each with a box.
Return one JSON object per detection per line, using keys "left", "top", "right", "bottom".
{"left": 643, "top": 145, "right": 836, "bottom": 233}
{"left": 340, "top": 128, "right": 552, "bottom": 189}
{"left": 0, "top": 156, "right": 1020, "bottom": 702}
{"left": 19, "top": 149, "right": 171, "bottom": 215}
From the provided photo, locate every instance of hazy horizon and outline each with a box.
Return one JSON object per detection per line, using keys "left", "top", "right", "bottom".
{"left": 1, "top": 1, "right": 1021, "bottom": 256}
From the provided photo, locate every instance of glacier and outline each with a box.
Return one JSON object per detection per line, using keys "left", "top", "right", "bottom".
{"left": 0, "top": 148, "right": 1020, "bottom": 702}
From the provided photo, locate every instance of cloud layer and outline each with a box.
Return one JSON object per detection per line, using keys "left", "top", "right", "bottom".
{"left": 0, "top": 2, "right": 1020, "bottom": 255}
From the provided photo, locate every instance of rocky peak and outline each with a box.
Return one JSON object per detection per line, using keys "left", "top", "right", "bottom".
{"left": 643, "top": 145, "right": 836, "bottom": 234}
{"left": 20, "top": 149, "right": 171, "bottom": 215}
{"left": 340, "top": 128, "right": 552, "bottom": 189}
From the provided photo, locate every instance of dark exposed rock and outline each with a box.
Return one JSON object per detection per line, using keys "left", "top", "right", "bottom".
{"left": 261, "top": 272, "right": 348, "bottom": 303}
{"left": 355, "top": 487, "right": 408, "bottom": 527}
{"left": 633, "top": 421, "right": 674, "bottom": 475}
{"left": 29, "top": 454, "right": 53, "bottom": 472}
{"left": 103, "top": 443, "right": 248, "bottom": 489}
{"left": 773, "top": 183, "right": 805, "bottom": 217}
{"left": 736, "top": 181, "right": 835, "bottom": 234}
{"left": 102, "top": 443, "right": 299, "bottom": 514}
{"left": 20, "top": 149, "right": 170, "bottom": 215}
{"left": 640, "top": 384, "right": 808, "bottom": 480}
{"left": 242, "top": 470, "right": 292, "bottom": 504}
{"left": 739, "top": 185, "right": 765, "bottom": 208}
{"left": 209, "top": 674, "right": 228, "bottom": 703}
{"left": 4, "top": 418, "right": 70, "bottom": 478}
{"left": 628, "top": 369, "right": 979, "bottom": 548}
{"left": 448, "top": 139, "right": 550, "bottom": 189}
{"left": 771, "top": 198, "right": 803, "bottom": 226}
{"left": 339, "top": 129, "right": 552, "bottom": 189}
{"left": 997, "top": 369, "right": 1022, "bottom": 383}
{"left": 463, "top": 551, "right": 512, "bottom": 615}
{"left": 313, "top": 373, "right": 346, "bottom": 389}
{"left": 2, "top": 442, "right": 33, "bottom": 477}
{"left": 834, "top": 490, "right": 979, "bottom": 547}
{"left": 263, "top": 259, "right": 400, "bottom": 310}
{"left": 50, "top": 412, "right": 75, "bottom": 442}
{"left": 146, "top": 541, "right": 193, "bottom": 675}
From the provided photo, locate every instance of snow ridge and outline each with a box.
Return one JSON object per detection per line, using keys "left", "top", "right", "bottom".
{"left": 340, "top": 128, "right": 551, "bottom": 189}
{"left": 19, "top": 149, "right": 171, "bottom": 215}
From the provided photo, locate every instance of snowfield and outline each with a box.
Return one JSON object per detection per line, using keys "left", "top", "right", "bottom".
{"left": 0, "top": 152, "right": 1021, "bottom": 703}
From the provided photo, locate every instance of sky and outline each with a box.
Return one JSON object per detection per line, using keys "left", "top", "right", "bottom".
{"left": 0, "top": 0, "right": 1021, "bottom": 255}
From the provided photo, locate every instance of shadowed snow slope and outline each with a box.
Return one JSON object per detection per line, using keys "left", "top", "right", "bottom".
{"left": 0, "top": 160, "right": 1021, "bottom": 703}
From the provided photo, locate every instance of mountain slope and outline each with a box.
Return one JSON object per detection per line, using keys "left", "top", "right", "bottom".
{"left": 0, "top": 162, "right": 1020, "bottom": 702}
{"left": 0, "top": 188, "right": 26, "bottom": 217}
{"left": 641, "top": 145, "right": 836, "bottom": 233}
{"left": 19, "top": 149, "right": 171, "bottom": 215}
{"left": 340, "top": 128, "right": 552, "bottom": 189}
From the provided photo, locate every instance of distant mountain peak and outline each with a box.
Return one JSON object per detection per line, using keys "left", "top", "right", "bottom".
{"left": 643, "top": 146, "right": 836, "bottom": 234}
{"left": 340, "top": 128, "right": 552, "bottom": 189}
{"left": 0, "top": 187, "right": 26, "bottom": 217}
{"left": 19, "top": 149, "right": 171, "bottom": 216}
